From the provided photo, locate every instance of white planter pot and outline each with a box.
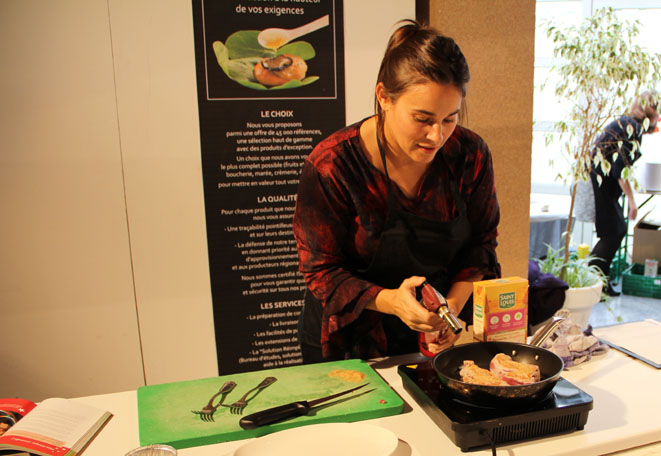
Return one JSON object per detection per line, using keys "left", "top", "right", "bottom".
{"left": 561, "top": 281, "right": 603, "bottom": 329}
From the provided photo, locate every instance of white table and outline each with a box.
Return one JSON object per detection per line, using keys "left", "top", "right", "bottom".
{"left": 75, "top": 348, "right": 660, "bottom": 456}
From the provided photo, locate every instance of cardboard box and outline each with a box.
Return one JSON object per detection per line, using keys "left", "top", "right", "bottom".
{"left": 632, "top": 214, "right": 661, "bottom": 264}
{"left": 473, "top": 277, "right": 529, "bottom": 343}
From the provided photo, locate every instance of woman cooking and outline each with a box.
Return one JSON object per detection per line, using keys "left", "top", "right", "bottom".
{"left": 293, "top": 20, "right": 501, "bottom": 363}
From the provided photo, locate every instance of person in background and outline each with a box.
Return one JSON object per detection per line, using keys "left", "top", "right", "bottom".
{"left": 589, "top": 91, "right": 659, "bottom": 296}
{"left": 293, "top": 20, "right": 501, "bottom": 363}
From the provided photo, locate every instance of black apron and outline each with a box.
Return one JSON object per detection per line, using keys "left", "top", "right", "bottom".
{"left": 299, "top": 136, "right": 471, "bottom": 361}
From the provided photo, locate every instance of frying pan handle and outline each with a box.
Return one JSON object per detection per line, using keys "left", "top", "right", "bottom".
{"left": 529, "top": 315, "right": 566, "bottom": 347}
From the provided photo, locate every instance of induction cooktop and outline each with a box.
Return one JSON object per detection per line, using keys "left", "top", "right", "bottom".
{"left": 398, "top": 362, "right": 593, "bottom": 453}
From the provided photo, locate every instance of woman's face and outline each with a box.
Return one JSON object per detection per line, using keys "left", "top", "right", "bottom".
{"left": 378, "top": 81, "right": 463, "bottom": 165}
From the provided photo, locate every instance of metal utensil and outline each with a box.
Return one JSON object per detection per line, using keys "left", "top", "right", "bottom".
{"left": 419, "top": 281, "right": 463, "bottom": 334}
{"left": 191, "top": 380, "right": 237, "bottom": 422}
{"left": 226, "top": 376, "right": 277, "bottom": 415}
{"left": 124, "top": 444, "right": 177, "bottom": 456}
{"left": 239, "top": 383, "right": 369, "bottom": 430}
{"left": 530, "top": 314, "right": 566, "bottom": 347}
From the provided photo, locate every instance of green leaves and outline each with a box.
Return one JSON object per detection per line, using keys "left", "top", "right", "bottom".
{"left": 213, "top": 41, "right": 230, "bottom": 75}
{"left": 542, "top": 7, "right": 661, "bottom": 266}
{"left": 626, "top": 123, "right": 634, "bottom": 138}
{"left": 622, "top": 166, "right": 632, "bottom": 180}
{"left": 535, "top": 245, "right": 606, "bottom": 289}
{"left": 225, "top": 30, "right": 271, "bottom": 59}
{"left": 544, "top": 7, "right": 661, "bottom": 171}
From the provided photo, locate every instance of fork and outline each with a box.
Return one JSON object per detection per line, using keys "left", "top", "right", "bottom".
{"left": 191, "top": 380, "right": 237, "bottom": 422}
{"left": 226, "top": 376, "right": 277, "bottom": 415}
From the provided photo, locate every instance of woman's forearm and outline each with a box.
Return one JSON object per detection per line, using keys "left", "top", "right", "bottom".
{"left": 619, "top": 178, "right": 638, "bottom": 219}
{"left": 619, "top": 178, "right": 634, "bottom": 202}
{"left": 367, "top": 287, "right": 396, "bottom": 314}
{"left": 446, "top": 277, "right": 483, "bottom": 316}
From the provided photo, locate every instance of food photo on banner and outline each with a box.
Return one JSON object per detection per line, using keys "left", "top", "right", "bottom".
{"left": 191, "top": 0, "right": 345, "bottom": 374}
{"left": 203, "top": 0, "right": 339, "bottom": 100}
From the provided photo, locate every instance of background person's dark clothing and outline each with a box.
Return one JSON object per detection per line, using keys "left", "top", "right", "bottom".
{"left": 589, "top": 116, "right": 644, "bottom": 278}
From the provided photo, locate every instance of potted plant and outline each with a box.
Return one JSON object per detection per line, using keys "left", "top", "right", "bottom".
{"left": 539, "top": 7, "right": 661, "bottom": 323}
{"left": 534, "top": 245, "right": 607, "bottom": 329}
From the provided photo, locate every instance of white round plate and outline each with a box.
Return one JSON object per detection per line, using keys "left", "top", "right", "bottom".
{"left": 233, "top": 422, "right": 398, "bottom": 456}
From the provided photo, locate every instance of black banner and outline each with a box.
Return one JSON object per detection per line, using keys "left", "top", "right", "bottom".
{"left": 191, "top": 0, "right": 345, "bottom": 373}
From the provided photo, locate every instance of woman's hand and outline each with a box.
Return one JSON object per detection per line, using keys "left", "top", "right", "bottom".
{"left": 426, "top": 326, "right": 462, "bottom": 354}
{"left": 370, "top": 276, "right": 445, "bottom": 332}
{"left": 367, "top": 276, "right": 463, "bottom": 354}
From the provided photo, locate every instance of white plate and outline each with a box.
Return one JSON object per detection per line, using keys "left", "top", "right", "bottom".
{"left": 233, "top": 422, "right": 399, "bottom": 456}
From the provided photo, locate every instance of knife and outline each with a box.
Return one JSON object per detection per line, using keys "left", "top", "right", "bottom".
{"left": 238, "top": 383, "right": 369, "bottom": 430}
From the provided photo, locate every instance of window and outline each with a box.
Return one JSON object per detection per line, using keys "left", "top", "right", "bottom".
{"left": 533, "top": 0, "right": 661, "bottom": 194}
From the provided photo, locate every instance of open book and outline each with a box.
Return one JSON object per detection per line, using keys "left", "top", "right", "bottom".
{"left": 0, "top": 397, "right": 112, "bottom": 456}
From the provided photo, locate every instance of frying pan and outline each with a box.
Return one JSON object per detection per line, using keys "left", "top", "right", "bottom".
{"left": 431, "top": 318, "right": 565, "bottom": 408}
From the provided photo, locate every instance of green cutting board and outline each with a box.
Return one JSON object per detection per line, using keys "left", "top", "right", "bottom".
{"left": 137, "top": 359, "right": 404, "bottom": 449}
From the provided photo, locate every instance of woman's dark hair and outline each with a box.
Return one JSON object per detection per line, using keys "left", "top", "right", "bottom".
{"left": 375, "top": 20, "right": 470, "bottom": 147}
{"left": 629, "top": 90, "right": 659, "bottom": 133}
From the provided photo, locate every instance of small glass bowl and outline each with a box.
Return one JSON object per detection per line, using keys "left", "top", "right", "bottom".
{"left": 125, "top": 444, "right": 177, "bottom": 456}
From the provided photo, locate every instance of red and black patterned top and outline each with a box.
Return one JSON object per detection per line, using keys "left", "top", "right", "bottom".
{"left": 293, "top": 118, "right": 500, "bottom": 358}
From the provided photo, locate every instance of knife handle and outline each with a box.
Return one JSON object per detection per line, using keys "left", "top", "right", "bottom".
{"left": 239, "top": 401, "right": 310, "bottom": 430}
